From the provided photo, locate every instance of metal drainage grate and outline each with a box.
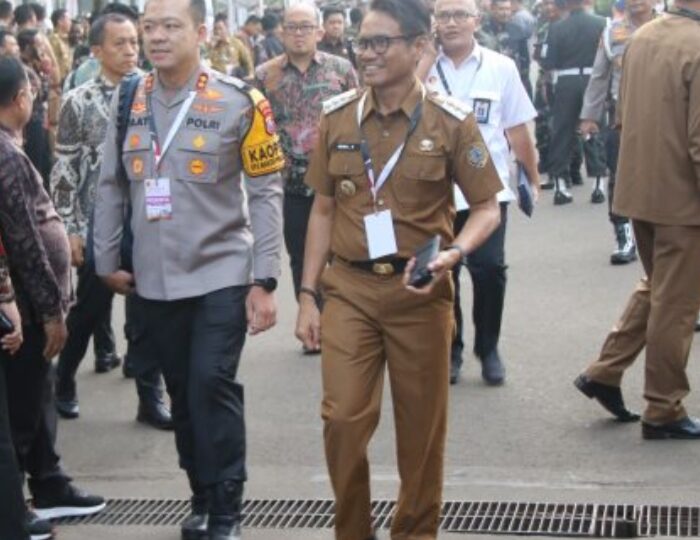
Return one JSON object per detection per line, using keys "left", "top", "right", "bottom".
{"left": 53, "top": 499, "right": 700, "bottom": 537}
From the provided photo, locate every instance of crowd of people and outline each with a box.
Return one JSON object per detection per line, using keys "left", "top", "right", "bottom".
{"left": 0, "top": 0, "right": 699, "bottom": 539}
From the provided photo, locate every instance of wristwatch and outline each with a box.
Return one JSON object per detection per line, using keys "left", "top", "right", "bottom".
{"left": 252, "top": 278, "right": 278, "bottom": 292}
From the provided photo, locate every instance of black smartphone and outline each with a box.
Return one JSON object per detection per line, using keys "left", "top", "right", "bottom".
{"left": 0, "top": 311, "right": 14, "bottom": 338}
{"left": 409, "top": 235, "right": 441, "bottom": 289}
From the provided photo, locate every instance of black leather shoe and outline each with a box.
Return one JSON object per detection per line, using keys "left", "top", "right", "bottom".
{"left": 480, "top": 350, "right": 505, "bottom": 386}
{"left": 55, "top": 398, "right": 79, "bottom": 419}
{"left": 181, "top": 512, "right": 208, "bottom": 540}
{"left": 642, "top": 416, "right": 700, "bottom": 440}
{"left": 553, "top": 189, "right": 573, "bottom": 205}
{"left": 95, "top": 353, "right": 122, "bottom": 374}
{"left": 137, "top": 400, "right": 174, "bottom": 430}
{"left": 208, "top": 481, "right": 243, "bottom": 540}
{"left": 590, "top": 187, "right": 605, "bottom": 204}
{"left": 574, "top": 374, "right": 640, "bottom": 422}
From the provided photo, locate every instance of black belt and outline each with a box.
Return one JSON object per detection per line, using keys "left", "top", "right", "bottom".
{"left": 335, "top": 255, "right": 409, "bottom": 276}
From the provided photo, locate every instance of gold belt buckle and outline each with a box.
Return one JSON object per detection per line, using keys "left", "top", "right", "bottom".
{"left": 372, "top": 262, "right": 395, "bottom": 275}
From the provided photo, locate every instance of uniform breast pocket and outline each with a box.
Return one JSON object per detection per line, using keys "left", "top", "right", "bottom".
{"left": 176, "top": 131, "right": 221, "bottom": 184}
{"left": 395, "top": 153, "right": 448, "bottom": 209}
{"left": 328, "top": 151, "right": 365, "bottom": 201}
{"left": 121, "top": 133, "right": 153, "bottom": 182}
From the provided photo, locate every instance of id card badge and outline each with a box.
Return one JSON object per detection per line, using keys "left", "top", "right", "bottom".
{"left": 363, "top": 209, "right": 398, "bottom": 259}
{"left": 145, "top": 177, "right": 173, "bottom": 222}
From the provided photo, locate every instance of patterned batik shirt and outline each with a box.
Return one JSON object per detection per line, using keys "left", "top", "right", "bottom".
{"left": 0, "top": 235, "right": 13, "bottom": 303}
{"left": 255, "top": 51, "right": 359, "bottom": 196}
{"left": 51, "top": 74, "right": 116, "bottom": 240}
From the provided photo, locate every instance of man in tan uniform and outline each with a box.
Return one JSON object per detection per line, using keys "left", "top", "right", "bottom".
{"left": 574, "top": 0, "right": 700, "bottom": 440}
{"left": 94, "top": 0, "right": 284, "bottom": 538}
{"left": 296, "top": 0, "right": 502, "bottom": 537}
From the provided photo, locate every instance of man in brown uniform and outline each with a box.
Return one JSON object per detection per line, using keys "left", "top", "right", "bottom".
{"left": 574, "top": 1, "right": 700, "bottom": 439}
{"left": 296, "top": 0, "right": 502, "bottom": 537}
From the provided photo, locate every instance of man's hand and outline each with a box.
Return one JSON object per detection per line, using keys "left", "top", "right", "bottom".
{"left": 101, "top": 270, "right": 135, "bottom": 295}
{"left": 246, "top": 286, "right": 277, "bottom": 336}
{"left": 403, "top": 248, "right": 461, "bottom": 295}
{"left": 579, "top": 119, "right": 599, "bottom": 138}
{"left": 43, "top": 318, "right": 67, "bottom": 360}
{"left": 295, "top": 294, "right": 321, "bottom": 351}
{"left": 69, "top": 234, "right": 85, "bottom": 267}
{"left": 0, "top": 301, "right": 23, "bottom": 355}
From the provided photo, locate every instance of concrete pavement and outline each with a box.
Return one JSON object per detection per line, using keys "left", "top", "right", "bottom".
{"left": 49, "top": 185, "right": 700, "bottom": 540}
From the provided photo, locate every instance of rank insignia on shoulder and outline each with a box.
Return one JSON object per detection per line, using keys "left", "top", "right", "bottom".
{"left": 196, "top": 72, "right": 209, "bottom": 92}
{"left": 429, "top": 93, "right": 470, "bottom": 121}
{"left": 322, "top": 89, "right": 361, "bottom": 116}
{"left": 467, "top": 142, "right": 489, "bottom": 169}
{"left": 241, "top": 87, "right": 285, "bottom": 178}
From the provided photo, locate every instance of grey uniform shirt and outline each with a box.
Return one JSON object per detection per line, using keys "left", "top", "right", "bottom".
{"left": 94, "top": 65, "right": 284, "bottom": 301}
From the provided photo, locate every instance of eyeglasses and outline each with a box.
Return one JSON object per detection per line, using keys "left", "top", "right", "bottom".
{"left": 435, "top": 9, "right": 476, "bottom": 23}
{"left": 282, "top": 24, "right": 317, "bottom": 35}
{"left": 353, "top": 34, "right": 417, "bottom": 54}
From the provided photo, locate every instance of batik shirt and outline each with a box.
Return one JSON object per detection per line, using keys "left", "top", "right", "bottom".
{"left": 0, "top": 236, "right": 13, "bottom": 303}
{"left": 254, "top": 51, "right": 358, "bottom": 196}
{"left": 51, "top": 74, "right": 116, "bottom": 240}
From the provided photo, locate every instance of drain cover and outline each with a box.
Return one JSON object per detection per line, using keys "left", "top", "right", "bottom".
{"left": 52, "top": 499, "right": 700, "bottom": 537}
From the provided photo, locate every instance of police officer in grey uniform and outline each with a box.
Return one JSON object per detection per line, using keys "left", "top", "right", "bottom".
{"left": 541, "top": 0, "right": 605, "bottom": 204}
{"left": 580, "top": 0, "right": 654, "bottom": 264}
{"left": 93, "top": 1, "right": 284, "bottom": 539}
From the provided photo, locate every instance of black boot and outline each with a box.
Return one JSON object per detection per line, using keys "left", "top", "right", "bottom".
{"left": 181, "top": 473, "right": 208, "bottom": 540}
{"left": 610, "top": 223, "right": 637, "bottom": 265}
{"left": 137, "top": 398, "right": 173, "bottom": 430}
{"left": 553, "top": 177, "right": 573, "bottom": 205}
{"left": 590, "top": 177, "right": 605, "bottom": 204}
{"left": 208, "top": 480, "right": 243, "bottom": 540}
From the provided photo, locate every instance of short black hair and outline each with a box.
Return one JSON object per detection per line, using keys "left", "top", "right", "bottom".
{"left": 13, "top": 5, "right": 34, "bottom": 27}
{"left": 29, "top": 3, "right": 45, "bottom": 21}
{"left": 367, "top": 0, "right": 430, "bottom": 36}
{"left": 143, "top": 0, "right": 205, "bottom": 25}
{"left": 100, "top": 3, "right": 138, "bottom": 22}
{"left": 323, "top": 6, "right": 345, "bottom": 22}
{"left": 16, "top": 28, "right": 38, "bottom": 54}
{"left": 350, "top": 7, "right": 364, "bottom": 25}
{"left": 0, "top": 28, "right": 13, "bottom": 48}
{"left": 0, "top": 55, "right": 28, "bottom": 107}
{"left": 245, "top": 15, "right": 262, "bottom": 25}
{"left": 51, "top": 8, "right": 67, "bottom": 28}
{"left": 214, "top": 12, "right": 228, "bottom": 23}
{"left": 261, "top": 13, "right": 280, "bottom": 32}
{"left": 89, "top": 13, "right": 131, "bottom": 47}
{"left": 0, "top": 1, "right": 12, "bottom": 21}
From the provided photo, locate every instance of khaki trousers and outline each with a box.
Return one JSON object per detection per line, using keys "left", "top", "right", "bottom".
{"left": 585, "top": 220, "right": 700, "bottom": 423}
{"left": 320, "top": 260, "right": 454, "bottom": 540}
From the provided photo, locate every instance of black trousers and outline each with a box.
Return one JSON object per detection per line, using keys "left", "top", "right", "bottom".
{"left": 548, "top": 75, "right": 590, "bottom": 178}
{"left": 0, "top": 351, "right": 29, "bottom": 540}
{"left": 283, "top": 193, "right": 314, "bottom": 299}
{"left": 605, "top": 126, "right": 628, "bottom": 226}
{"left": 129, "top": 287, "right": 248, "bottom": 487}
{"left": 451, "top": 203, "right": 508, "bottom": 365}
{"left": 2, "top": 325, "right": 68, "bottom": 494}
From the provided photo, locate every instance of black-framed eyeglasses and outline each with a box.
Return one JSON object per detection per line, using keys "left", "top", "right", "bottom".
{"left": 282, "top": 24, "right": 317, "bottom": 35}
{"left": 352, "top": 34, "right": 418, "bottom": 54}
{"left": 435, "top": 9, "right": 476, "bottom": 23}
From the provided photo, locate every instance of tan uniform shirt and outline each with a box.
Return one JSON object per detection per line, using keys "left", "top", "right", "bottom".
{"left": 94, "top": 66, "right": 285, "bottom": 301}
{"left": 207, "top": 36, "right": 254, "bottom": 78}
{"left": 614, "top": 13, "right": 700, "bottom": 226}
{"left": 305, "top": 80, "right": 502, "bottom": 261}
{"left": 49, "top": 32, "right": 72, "bottom": 83}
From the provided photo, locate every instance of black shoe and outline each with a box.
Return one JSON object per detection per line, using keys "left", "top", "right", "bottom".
{"left": 642, "top": 416, "right": 700, "bottom": 440}
{"left": 574, "top": 374, "right": 640, "bottom": 422}
{"left": 181, "top": 512, "right": 208, "bottom": 540}
{"left": 122, "top": 355, "right": 135, "bottom": 379}
{"left": 480, "top": 350, "right": 505, "bottom": 386}
{"left": 33, "top": 481, "right": 106, "bottom": 520}
{"left": 590, "top": 187, "right": 605, "bottom": 204}
{"left": 610, "top": 223, "right": 637, "bottom": 265}
{"left": 27, "top": 509, "right": 53, "bottom": 540}
{"left": 55, "top": 398, "right": 79, "bottom": 419}
{"left": 208, "top": 481, "right": 243, "bottom": 540}
{"left": 94, "top": 353, "right": 122, "bottom": 374}
{"left": 137, "top": 400, "right": 174, "bottom": 431}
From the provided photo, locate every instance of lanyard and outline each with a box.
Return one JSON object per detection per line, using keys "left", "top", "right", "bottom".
{"left": 146, "top": 91, "right": 197, "bottom": 172}
{"left": 435, "top": 46, "right": 483, "bottom": 97}
{"left": 356, "top": 86, "right": 425, "bottom": 207}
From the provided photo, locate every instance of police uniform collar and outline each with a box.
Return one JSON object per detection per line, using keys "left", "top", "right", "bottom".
{"left": 437, "top": 39, "right": 482, "bottom": 70}
{"left": 151, "top": 64, "right": 208, "bottom": 107}
{"left": 361, "top": 77, "right": 424, "bottom": 122}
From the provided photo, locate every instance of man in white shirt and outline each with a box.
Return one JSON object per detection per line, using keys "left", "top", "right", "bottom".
{"left": 423, "top": 0, "right": 540, "bottom": 385}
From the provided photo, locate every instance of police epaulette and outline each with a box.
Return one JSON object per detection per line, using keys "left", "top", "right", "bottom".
{"left": 322, "top": 89, "right": 361, "bottom": 115}
{"left": 216, "top": 72, "right": 250, "bottom": 92}
{"left": 428, "top": 93, "right": 470, "bottom": 121}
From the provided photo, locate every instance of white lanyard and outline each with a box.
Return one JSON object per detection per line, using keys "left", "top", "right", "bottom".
{"left": 148, "top": 91, "right": 197, "bottom": 171}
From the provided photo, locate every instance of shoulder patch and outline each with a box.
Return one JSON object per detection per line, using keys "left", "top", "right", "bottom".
{"left": 322, "top": 89, "right": 361, "bottom": 116}
{"left": 240, "top": 84, "right": 285, "bottom": 178}
{"left": 213, "top": 71, "right": 249, "bottom": 91}
{"left": 428, "top": 93, "right": 471, "bottom": 121}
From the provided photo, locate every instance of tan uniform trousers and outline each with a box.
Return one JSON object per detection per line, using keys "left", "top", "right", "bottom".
{"left": 320, "top": 259, "right": 454, "bottom": 540}
{"left": 585, "top": 220, "right": 700, "bottom": 423}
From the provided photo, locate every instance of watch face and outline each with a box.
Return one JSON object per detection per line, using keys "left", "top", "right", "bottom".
{"left": 256, "top": 278, "right": 277, "bottom": 292}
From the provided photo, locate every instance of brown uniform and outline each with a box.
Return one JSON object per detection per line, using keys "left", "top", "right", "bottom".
{"left": 583, "top": 12, "right": 700, "bottom": 424}
{"left": 305, "top": 80, "right": 501, "bottom": 540}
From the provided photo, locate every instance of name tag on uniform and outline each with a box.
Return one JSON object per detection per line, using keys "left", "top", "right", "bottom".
{"left": 364, "top": 210, "right": 398, "bottom": 259}
{"left": 473, "top": 99, "right": 492, "bottom": 124}
{"left": 145, "top": 178, "right": 173, "bottom": 222}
